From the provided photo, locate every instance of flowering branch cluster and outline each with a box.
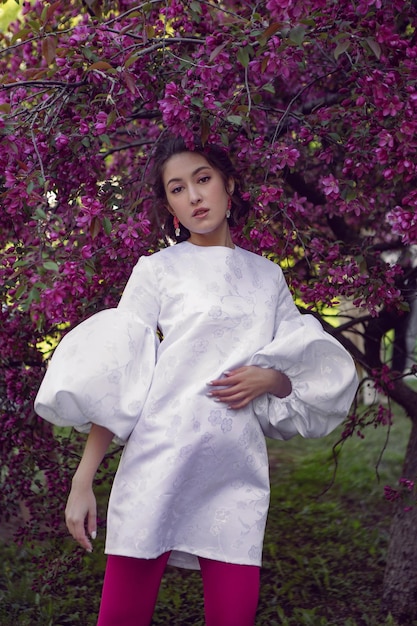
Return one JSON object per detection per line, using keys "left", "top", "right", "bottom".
{"left": 385, "top": 478, "right": 416, "bottom": 512}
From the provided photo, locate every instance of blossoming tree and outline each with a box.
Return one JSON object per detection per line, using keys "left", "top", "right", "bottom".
{"left": 1, "top": 0, "right": 417, "bottom": 621}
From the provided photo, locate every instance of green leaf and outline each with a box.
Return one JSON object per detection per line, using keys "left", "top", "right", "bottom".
{"left": 14, "top": 283, "right": 27, "bottom": 300}
{"left": 191, "top": 97, "right": 203, "bottom": 108}
{"left": 103, "top": 216, "right": 112, "bottom": 235}
{"left": 43, "top": 261, "right": 59, "bottom": 272}
{"left": 99, "top": 133, "right": 111, "bottom": 146}
{"left": 237, "top": 47, "right": 250, "bottom": 68}
{"left": 227, "top": 115, "right": 243, "bottom": 126}
{"left": 125, "top": 53, "right": 139, "bottom": 69}
{"left": 365, "top": 37, "right": 381, "bottom": 60}
{"left": 83, "top": 46, "right": 95, "bottom": 60}
{"left": 289, "top": 24, "right": 306, "bottom": 46}
{"left": 220, "top": 132, "right": 229, "bottom": 146}
{"left": 334, "top": 40, "right": 350, "bottom": 60}
{"left": 209, "top": 42, "right": 227, "bottom": 63}
{"left": 11, "top": 28, "right": 31, "bottom": 44}
{"left": 398, "top": 300, "right": 411, "bottom": 312}
{"left": 27, "top": 19, "right": 41, "bottom": 33}
{"left": 190, "top": 1, "right": 202, "bottom": 13}
{"left": 343, "top": 188, "right": 357, "bottom": 202}
{"left": 28, "top": 286, "right": 40, "bottom": 304}
{"left": 34, "top": 207, "right": 47, "bottom": 220}
{"left": 40, "top": 4, "right": 48, "bottom": 23}
{"left": 84, "top": 261, "right": 96, "bottom": 277}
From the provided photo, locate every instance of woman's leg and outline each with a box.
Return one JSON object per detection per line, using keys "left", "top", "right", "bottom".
{"left": 96, "top": 552, "right": 171, "bottom": 626}
{"left": 199, "top": 557, "right": 260, "bottom": 626}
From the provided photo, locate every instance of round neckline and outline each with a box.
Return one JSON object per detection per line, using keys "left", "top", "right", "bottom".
{"left": 182, "top": 240, "right": 237, "bottom": 251}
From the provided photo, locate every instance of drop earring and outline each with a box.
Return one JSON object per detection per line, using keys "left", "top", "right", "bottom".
{"left": 173, "top": 215, "right": 180, "bottom": 237}
{"left": 226, "top": 197, "right": 231, "bottom": 219}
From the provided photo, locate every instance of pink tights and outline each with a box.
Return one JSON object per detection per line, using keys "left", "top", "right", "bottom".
{"left": 96, "top": 552, "right": 260, "bottom": 626}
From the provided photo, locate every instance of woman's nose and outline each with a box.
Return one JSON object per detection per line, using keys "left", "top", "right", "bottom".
{"left": 189, "top": 185, "right": 202, "bottom": 204}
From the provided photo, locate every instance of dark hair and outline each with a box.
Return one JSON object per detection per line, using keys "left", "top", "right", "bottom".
{"left": 150, "top": 136, "right": 250, "bottom": 242}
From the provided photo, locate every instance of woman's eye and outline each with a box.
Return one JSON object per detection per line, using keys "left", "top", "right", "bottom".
{"left": 171, "top": 186, "right": 182, "bottom": 194}
{"left": 199, "top": 176, "right": 210, "bottom": 183}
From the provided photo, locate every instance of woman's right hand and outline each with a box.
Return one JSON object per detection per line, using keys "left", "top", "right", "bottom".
{"left": 65, "top": 480, "right": 97, "bottom": 552}
{"left": 64, "top": 423, "right": 114, "bottom": 552}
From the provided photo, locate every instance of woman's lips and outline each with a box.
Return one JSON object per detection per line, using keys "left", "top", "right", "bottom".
{"left": 192, "top": 208, "right": 209, "bottom": 217}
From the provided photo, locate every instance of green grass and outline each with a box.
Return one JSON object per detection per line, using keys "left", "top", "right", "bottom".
{"left": 0, "top": 409, "right": 412, "bottom": 625}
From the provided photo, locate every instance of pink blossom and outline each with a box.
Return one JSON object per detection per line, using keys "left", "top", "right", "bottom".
{"left": 118, "top": 217, "right": 140, "bottom": 247}
{"left": 384, "top": 485, "right": 401, "bottom": 502}
{"left": 377, "top": 130, "right": 394, "bottom": 148}
{"left": 94, "top": 111, "right": 108, "bottom": 135}
{"left": 76, "top": 196, "right": 104, "bottom": 229}
{"left": 321, "top": 175, "right": 340, "bottom": 198}
{"left": 68, "top": 25, "right": 90, "bottom": 45}
{"left": 249, "top": 227, "right": 276, "bottom": 250}
{"left": 4, "top": 169, "right": 16, "bottom": 188}
{"left": 203, "top": 93, "right": 218, "bottom": 111}
{"left": 158, "top": 82, "right": 191, "bottom": 130}
{"left": 256, "top": 185, "right": 283, "bottom": 208}
{"left": 79, "top": 119, "right": 89, "bottom": 135}
{"left": 382, "top": 95, "right": 404, "bottom": 117}
{"left": 387, "top": 205, "right": 417, "bottom": 245}
{"left": 54, "top": 133, "right": 69, "bottom": 149}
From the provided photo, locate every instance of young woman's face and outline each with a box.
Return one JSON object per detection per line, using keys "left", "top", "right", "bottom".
{"left": 162, "top": 151, "right": 234, "bottom": 246}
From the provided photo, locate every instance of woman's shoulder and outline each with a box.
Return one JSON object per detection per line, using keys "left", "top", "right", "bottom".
{"left": 134, "top": 245, "right": 179, "bottom": 268}
{"left": 236, "top": 246, "right": 283, "bottom": 276}
{"left": 148, "top": 243, "right": 190, "bottom": 267}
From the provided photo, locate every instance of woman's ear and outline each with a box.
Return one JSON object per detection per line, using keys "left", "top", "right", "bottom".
{"left": 166, "top": 204, "right": 175, "bottom": 216}
{"left": 227, "top": 177, "right": 235, "bottom": 196}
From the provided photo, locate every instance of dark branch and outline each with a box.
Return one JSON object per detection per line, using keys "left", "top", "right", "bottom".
{"left": 1, "top": 80, "right": 87, "bottom": 90}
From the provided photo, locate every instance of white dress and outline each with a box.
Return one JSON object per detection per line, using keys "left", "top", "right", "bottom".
{"left": 35, "top": 242, "right": 358, "bottom": 570}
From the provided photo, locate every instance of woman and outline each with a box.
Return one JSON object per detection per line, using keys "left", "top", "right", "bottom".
{"left": 35, "top": 136, "right": 358, "bottom": 626}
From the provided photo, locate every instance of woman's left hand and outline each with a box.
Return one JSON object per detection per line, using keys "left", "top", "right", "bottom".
{"left": 208, "top": 366, "right": 291, "bottom": 410}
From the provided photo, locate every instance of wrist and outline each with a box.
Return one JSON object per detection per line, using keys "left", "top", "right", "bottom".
{"left": 71, "top": 471, "right": 95, "bottom": 490}
{"left": 267, "top": 369, "right": 292, "bottom": 398}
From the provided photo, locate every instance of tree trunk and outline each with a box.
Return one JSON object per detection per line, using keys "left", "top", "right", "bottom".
{"left": 381, "top": 418, "right": 417, "bottom": 623}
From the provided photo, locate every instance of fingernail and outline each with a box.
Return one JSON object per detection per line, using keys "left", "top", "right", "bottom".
{"left": 91, "top": 531, "right": 97, "bottom": 540}
{"left": 223, "top": 371, "right": 231, "bottom": 375}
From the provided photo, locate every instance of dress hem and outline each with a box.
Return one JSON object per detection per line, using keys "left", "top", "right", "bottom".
{"left": 104, "top": 546, "right": 262, "bottom": 571}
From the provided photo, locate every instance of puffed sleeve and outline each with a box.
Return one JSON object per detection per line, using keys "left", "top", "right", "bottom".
{"left": 34, "top": 256, "right": 159, "bottom": 444}
{"left": 249, "top": 268, "right": 358, "bottom": 441}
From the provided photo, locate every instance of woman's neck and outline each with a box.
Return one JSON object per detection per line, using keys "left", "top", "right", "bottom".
{"left": 188, "top": 225, "right": 235, "bottom": 249}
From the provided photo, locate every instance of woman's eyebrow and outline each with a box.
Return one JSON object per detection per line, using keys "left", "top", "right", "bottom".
{"left": 167, "top": 165, "right": 212, "bottom": 186}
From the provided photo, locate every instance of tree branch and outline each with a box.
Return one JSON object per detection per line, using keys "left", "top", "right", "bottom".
{"left": 1, "top": 80, "right": 86, "bottom": 90}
